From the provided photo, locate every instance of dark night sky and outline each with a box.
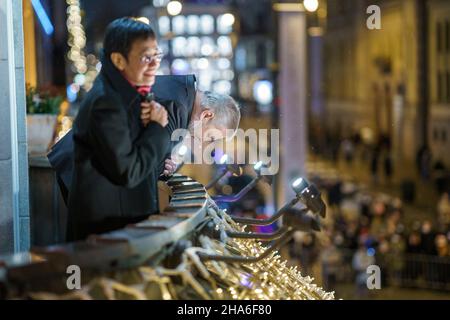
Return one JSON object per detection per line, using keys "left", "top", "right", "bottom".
{"left": 81, "top": 0, "right": 150, "bottom": 47}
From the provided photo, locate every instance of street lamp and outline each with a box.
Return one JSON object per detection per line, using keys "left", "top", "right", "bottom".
{"left": 229, "top": 176, "right": 325, "bottom": 226}
{"left": 212, "top": 162, "right": 273, "bottom": 202}
{"left": 203, "top": 208, "right": 320, "bottom": 242}
{"left": 199, "top": 177, "right": 326, "bottom": 263}
{"left": 205, "top": 155, "right": 243, "bottom": 190}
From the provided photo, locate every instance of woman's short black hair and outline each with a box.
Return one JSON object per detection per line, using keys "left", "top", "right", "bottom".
{"left": 103, "top": 17, "right": 156, "bottom": 59}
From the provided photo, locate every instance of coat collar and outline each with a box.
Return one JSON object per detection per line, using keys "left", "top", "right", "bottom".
{"left": 100, "top": 51, "right": 141, "bottom": 106}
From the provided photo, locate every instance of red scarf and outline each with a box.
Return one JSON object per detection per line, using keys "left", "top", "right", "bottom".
{"left": 136, "top": 85, "right": 151, "bottom": 96}
{"left": 121, "top": 72, "right": 152, "bottom": 96}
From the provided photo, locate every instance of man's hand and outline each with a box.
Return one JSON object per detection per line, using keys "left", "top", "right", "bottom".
{"left": 162, "top": 158, "right": 177, "bottom": 176}
{"left": 141, "top": 101, "right": 168, "bottom": 127}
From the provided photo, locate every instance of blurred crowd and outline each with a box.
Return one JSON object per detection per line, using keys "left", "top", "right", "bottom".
{"left": 288, "top": 179, "right": 450, "bottom": 294}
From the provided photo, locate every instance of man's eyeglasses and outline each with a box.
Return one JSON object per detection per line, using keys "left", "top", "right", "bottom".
{"left": 139, "top": 49, "right": 164, "bottom": 65}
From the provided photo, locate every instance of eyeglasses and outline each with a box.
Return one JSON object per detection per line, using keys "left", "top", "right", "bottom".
{"left": 139, "top": 48, "right": 164, "bottom": 65}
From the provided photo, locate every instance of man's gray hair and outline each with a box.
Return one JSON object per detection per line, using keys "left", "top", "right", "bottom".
{"left": 200, "top": 91, "right": 241, "bottom": 132}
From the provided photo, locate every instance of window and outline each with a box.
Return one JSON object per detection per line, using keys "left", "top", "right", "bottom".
{"left": 172, "top": 37, "right": 187, "bottom": 57}
{"left": 217, "top": 14, "right": 234, "bottom": 34}
{"left": 200, "top": 36, "right": 215, "bottom": 56}
{"left": 172, "top": 15, "right": 186, "bottom": 35}
{"left": 217, "top": 36, "right": 232, "bottom": 56}
{"left": 158, "top": 16, "right": 170, "bottom": 36}
{"left": 217, "top": 58, "right": 231, "bottom": 70}
{"left": 186, "top": 37, "right": 201, "bottom": 56}
{"left": 200, "top": 15, "right": 214, "bottom": 34}
{"left": 187, "top": 15, "right": 199, "bottom": 34}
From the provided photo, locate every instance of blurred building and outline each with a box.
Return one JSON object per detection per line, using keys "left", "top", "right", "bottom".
{"left": 322, "top": 0, "right": 450, "bottom": 168}
{"left": 428, "top": 0, "right": 450, "bottom": 166}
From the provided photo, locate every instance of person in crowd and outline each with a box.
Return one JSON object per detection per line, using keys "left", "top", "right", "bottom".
{"left": 320, "top": 237, "right": 342, "bottom": 291}
{"left": 352, "top": 243, "right": 376, "bottom": 298}
{"left": 437, "top": 192, "right": 450, "bottom": 232}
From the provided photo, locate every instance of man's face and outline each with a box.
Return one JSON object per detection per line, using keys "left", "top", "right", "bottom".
{"left": 189, "top": 119, "right": 228, "bottom": 150}
{"left": 120, "top": 37, "right": 161, "bottom": 86}
{"left": 189, "top": 91, "right": 230, "bottom": 146}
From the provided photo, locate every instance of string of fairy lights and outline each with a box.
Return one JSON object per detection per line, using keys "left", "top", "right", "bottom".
{"left": 56, "top": 0, "right": 100, "bottom": 140}
{"left": 66, "top": 0, "right": 99, "bottom": 101}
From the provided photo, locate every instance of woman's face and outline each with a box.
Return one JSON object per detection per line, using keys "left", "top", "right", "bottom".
{"left": 114, "top": 37, "right": 161, "bottom": 86}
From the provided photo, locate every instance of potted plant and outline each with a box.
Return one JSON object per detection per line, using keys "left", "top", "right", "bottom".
{"left": 26, "top": 86, "right": 63, "bottom": 155}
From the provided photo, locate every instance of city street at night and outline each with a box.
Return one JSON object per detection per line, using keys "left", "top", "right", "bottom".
{"left": 0, "top": 0, "right": 449, "bottom": 305}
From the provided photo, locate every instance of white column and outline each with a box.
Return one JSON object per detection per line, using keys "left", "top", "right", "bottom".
{"left": 0, "top": 0, "right": 30, "bottom": 253}
{"left": 278, "top": 7, "right": 308, "bottom": 203}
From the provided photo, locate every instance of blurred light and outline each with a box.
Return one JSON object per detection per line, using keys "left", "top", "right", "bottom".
{"left": 367, "top": 248, "right": 376, "bottom": 257}
{"left": 303, "top": 0, "right": 319, "bottom": 12}
{"left": 219, "top": 154, "right": 228, "bottom": 164}
{"left": 74, "top": 74, "right": 85, "bottom": 86}
{"left": 235, "top": 47, "right": 246, "bottom": 71}
{"left": 186, "top": 37, "right": 201, "bottom": 56}
{"left": 178, "top": 145, "right": 188, "bottom": 156}
{"left": 213, "top": 80, "right": 232, "bottom": 95}
{"left": 158, "top": 16, "right": 171, "bottom": 35}
{"left": 318, "top": 8, "right": 327, "bottom": 19}
{"left": 31, "top": 0, "right": 54, "bottom": 36}
{"left": 217, "top": 58, "right": 231, "bottom": 70}
{"left": 198, "top": 71, "right": 212, "bottom": 91}
{"left": 201, "top": 43, "right": 214, "bottom": 56}
{"left": 190, "top": 59, "right": 198, "bottom": 69}
{"left": 217, "top": 13, "right": 234, "bottom": 34}
{"left": 253, "top": 80, "right": 273, "bottom": 105}
{"left": 217, "top": 36, "right": 232, "bottom": 56}
{"left": 212, "top": 69, "right": 221, "bottom": 80}
{"left": 67, "top": 84, "right": 78, "bottom": 103}
{"left": 308, "top": 26, "right": 324, "bottom": 37}
{"left": 254, "top": 161, "right": 263, "bottom": 171}
{"left": 200, "top": 15, "right": 214, "bottom": 34}
{"left": 222, "top": 70, "right": 234, "bottom": 81}
{"left": 273, "top": 3, "right": 304, "bottom": 12}
{"left": 172, "top": 37, "right": 187, "bottom": 56}
{"left": 167, "top": 1, "right": 182, "bottom": 16}
{"left": 171, "top": 59, "right": 190, "bottom": 74}
{"left": 153, "top": 0, "right": 169, "bottom": 7}
{"left": 95, "top": 62, "right": 102, "bottom": 72}
{"left": 361, "top": 127, "right": 375, "bottom": 144}
{"left": 136, "top": 17, "right": 150, "bottom": 25}
{"left": 172, "top": 15, "right": 186, "bottom": 34}
{"left": 197, "top": 58, "right": 210, "bottom": 69}
{"left": 187, "top": 15, "right": 199, "bottom": 34}
{"left": 293, "top": 178, "right": 303, "bottom": 188}
{"left": 221, "top": 13, "right": 235, "bottom": 27}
